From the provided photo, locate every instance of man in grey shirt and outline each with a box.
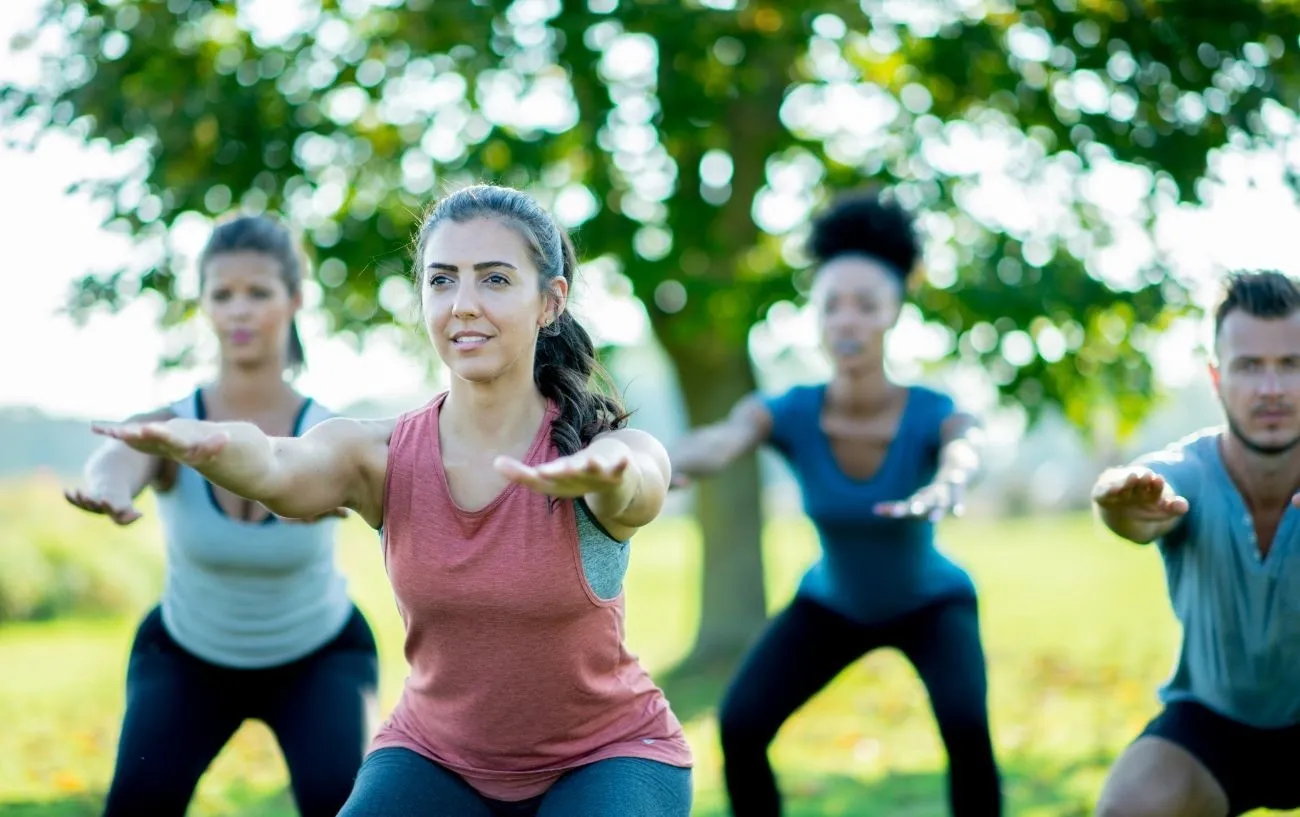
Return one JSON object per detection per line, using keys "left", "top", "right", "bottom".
{"left": 1092, "top": 270, "right": 1300, "bottom": 817}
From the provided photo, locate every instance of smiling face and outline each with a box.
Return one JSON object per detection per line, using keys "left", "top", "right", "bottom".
{"left": 419, "top": 217, "right": 567, "bottom": 385}
{"left": 200, "top": 250, "right": 300, "bottom": 370}
{"left": 810, "top": 254, "right": 904, "bottom": 375}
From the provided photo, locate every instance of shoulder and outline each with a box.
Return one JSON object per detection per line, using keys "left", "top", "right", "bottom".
{"left": 1134, "top": 428, "right": 1218, "bottom": 470}
{"left": 1132, "top": 427, "right": 1219, "bottom": 498}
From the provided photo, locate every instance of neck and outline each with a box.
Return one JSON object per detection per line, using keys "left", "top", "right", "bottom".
{"left": 442, "top": 366, "right": 548, "bottom": 450}
{"left": 211, "top": 360, "right": 296, "bottom": 414}
{"left": 1220, "top": 432, "right": 1300, "bottom": 512}
{"left": 826, "top": 362, "right": 895, "bottom": 413}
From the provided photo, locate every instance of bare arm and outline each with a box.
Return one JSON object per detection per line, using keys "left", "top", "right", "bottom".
{"left": 65, "top": 407, "right": 173, "bottom": 525}
{"left": 875, "top": 409, "right": 986, "bottom": 519}
{"left": 1091, "top": 466, "right": 1189, "bottom": 545}
{"left": 669, "top": 394, "right": 773, "bottom": 483}
{"left": 494, "top": 427, "right": 673, "bottom": 541}
{"left": 93, "top": 416, "right": 394, "bottom": 529}
{"left": 935, "top": 411, "right": 984, "bottom": 485}
{"left": 581, "top": 428, "right": 671, "bottom": 539}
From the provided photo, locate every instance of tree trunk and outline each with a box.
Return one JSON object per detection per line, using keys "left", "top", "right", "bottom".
{"left": 664, "top": 336, "right": 769, "bottom": 670}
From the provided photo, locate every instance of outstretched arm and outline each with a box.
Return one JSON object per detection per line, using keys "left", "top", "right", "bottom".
{"left": 65, "top": 407, "right": 173, "bottom": 525}
{"left": 667, "top": 395, "right": 773, "bottom": 486}
{"left": 92, "top": 416, "right": 392, "bottom": 529}
{"left": 495, "top": 428, "right": 671, "bottom": 541}
{"left": 1091, "top": 466, "right": 1189, "bottom": 545}
{"left": 876, "top": 411, "right": 985, "bottom": 520}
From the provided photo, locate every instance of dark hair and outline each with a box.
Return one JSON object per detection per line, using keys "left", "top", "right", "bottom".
{"left": 1214, "top": 270, "right": 1300, "bottom": 342}
{"left": 197, "top": 214, "right": 307, "bottom": 370}
{"left": 807, "top": 188, "right": 920, "bottom": 288}
{"left": 414, "top": 184, "right": 628, "bottom": 456}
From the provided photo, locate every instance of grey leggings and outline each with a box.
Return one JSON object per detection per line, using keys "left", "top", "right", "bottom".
{"left": 337, "top": 747, "right": 693, "bottom": 817}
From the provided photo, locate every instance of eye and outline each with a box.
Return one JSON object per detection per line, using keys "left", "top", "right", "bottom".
{"left": 249, "top": 286, "right": 273, "bottom": 299}
{"left": 485, "top": 273, "right": 510, "bottom": 286}
{"left": 210, "top": 289, "right": 231, "bottom": 302}
{"left": 429, "top": 274, "right": 453, "bottom": 287}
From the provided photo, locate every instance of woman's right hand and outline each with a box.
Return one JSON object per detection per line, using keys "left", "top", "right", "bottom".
{"left": 92, "top": 419, "right": 230, "bottom": 468}
{"left": 63, "top": 484, "right": 142, "bottom": 525}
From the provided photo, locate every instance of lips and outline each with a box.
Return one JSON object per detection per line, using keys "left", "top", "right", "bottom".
{"left": 451, "top": 331, "right": 492, "bottom": 349}
{"left": 831, "top": 338, "right": 865, "bottom": 356}
{"left": 230, "top": 329, "right": 254, "bottom": 344}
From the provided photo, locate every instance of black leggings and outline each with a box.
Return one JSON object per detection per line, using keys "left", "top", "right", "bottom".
{"left": 718, "top": 594, "right": 1001, "bottom": 816}
{"left": 102, "top": 605, "right": 379, "bottom": 817}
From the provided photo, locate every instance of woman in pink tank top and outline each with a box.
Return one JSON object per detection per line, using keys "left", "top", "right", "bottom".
{"left": 93, "top": 184, "right": 694, "bottom": 816}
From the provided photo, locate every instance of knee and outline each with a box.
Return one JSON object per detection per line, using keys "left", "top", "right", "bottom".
{"left": 1094, "top": 787, "right": 1183, "bottom": 817}
{"left": 717, "top": 694, "right": 775, "bottom": 753}
{"left": 935, "top": 705, "right": 994, "bottom": 753}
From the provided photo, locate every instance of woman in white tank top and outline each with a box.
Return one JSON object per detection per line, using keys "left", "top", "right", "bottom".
{"left": 65, "top": 214, "right": 378, "bottom": 817}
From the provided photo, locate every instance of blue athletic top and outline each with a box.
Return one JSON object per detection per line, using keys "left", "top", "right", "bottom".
{"left": 763, "top": 384, "right": 976, "bottom": 624}
{"left": 1138, "top": 428, "right": 1300, "bottom": 728}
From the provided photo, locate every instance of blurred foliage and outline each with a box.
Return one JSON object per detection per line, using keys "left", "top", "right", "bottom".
{"left": 5, "top": 0, "right": 1299, "bottom": 655}
{"left": 0, "top": 477, "right": 162, "bottom": 623}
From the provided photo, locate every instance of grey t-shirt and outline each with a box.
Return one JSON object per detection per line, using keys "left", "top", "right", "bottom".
{"left": 1136, "top": 427, "right": 1300, "bottom": 728}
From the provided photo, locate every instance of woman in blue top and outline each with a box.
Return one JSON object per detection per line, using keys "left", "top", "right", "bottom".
{"left": 670, "top": 190, "right": 1000, "bottom": 816}
{"left": 63, "top": 214, "right": 379, "bottom": 817}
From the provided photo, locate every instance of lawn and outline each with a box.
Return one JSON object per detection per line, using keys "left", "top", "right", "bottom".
{"left": 0, "top": 478, "right": 1290, "bottom": 816}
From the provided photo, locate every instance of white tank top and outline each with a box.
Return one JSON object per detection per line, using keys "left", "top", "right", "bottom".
{"left": 153, "top": 389, "right": 352, "bottom": 668}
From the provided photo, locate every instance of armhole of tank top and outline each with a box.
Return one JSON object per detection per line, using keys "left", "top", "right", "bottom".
{"left": 575, "top": 498, "right": 625, "bottom": 545}
{"left": 573, "top": 498, "right": 630, "bottom": 605}
{"left": 378, "top": 410, "right": 415, "bottom": 555}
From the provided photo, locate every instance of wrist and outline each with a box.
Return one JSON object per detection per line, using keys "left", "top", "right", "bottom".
{"left": 937, "top": 466, "right": 972, "bottom": 485}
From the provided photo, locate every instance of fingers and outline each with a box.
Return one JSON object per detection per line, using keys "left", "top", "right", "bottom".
{"left": 535, "top": 453, "right": 627, "bottom": 483}
{"left": 63, "top": 489, "right": 141, "bottom": 525}
{"left": 1161, "top": 494, "right": 1190, "bottom": 516}
{"left": 1094, "top": 468, "right": 1165, "bottom": 505}
{"left": 494, "top": 456, "right": 554, "bottom": 494}
{"left": 874, "top": 481, "right": 960, "bottom": 520}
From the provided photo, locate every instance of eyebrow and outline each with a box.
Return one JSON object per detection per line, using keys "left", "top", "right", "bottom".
{"left": 426, "top": 261, "right": 518, "bottom": 272}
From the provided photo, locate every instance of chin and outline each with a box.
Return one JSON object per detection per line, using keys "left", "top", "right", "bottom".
{"left": 226, "top": 350, "right": 272, "bottom": 368}
{"left": 448, "top": 362, "right": 506, "bottom": 385}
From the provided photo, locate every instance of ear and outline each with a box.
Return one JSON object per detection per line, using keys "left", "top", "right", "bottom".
{"left": 1208, "top": 360, "right": 1221, "bottom": 391}
{"left": 290, "top": 288, "right": 304, "bottom": 314}
{"left": 541, "top": 276, "right": 569, "bottom": 327}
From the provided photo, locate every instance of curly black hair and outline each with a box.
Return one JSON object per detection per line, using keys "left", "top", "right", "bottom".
{"left": 807, "top": 189, "right": 920, "bottom": 286}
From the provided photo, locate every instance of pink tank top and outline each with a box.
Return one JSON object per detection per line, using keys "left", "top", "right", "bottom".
{"left": 370, "top": 393, "right": 692, "bottom": 801}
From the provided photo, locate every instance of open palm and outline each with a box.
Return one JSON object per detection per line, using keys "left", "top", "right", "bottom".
{"left": 495, "top": 450, "right": 629, "bottom": 499}
{"left": 92, "top": 420, "right": 229, "bottom": 468}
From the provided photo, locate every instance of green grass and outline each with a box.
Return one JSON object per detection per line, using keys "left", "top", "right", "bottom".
{"left": 0, "top": 479, "right": 1293, "bottom": 816}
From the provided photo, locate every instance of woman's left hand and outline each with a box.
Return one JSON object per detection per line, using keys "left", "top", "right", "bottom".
{"left": 874, "top": 476, "right": 965, "bottom": 521}
{"left": 495, "top": 449, "right": 630, "bottom": 499}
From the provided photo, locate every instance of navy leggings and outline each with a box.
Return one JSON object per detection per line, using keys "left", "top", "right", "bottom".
{"left": 338, "top": 747, "right": 693, "bottom": 816}
{"left": 102, "top": 605, "right": 379, "bottom": 817}
{"left": 719, "top": 594, "right": 1002, "bottom": 816}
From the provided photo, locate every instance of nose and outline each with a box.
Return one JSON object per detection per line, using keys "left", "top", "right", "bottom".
{"left": 225, "top": 294, "right": 254, "bottom": 320}
{"left": 1260, "top": 368, "right": 1284, "bottom": 397}
{"left": 451, "top": 279, "right": 481, "bottom": 319}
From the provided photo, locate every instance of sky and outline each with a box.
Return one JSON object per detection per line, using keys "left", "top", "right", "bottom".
{"left": 2, "top": 0, "right": 1299, "bottom": 423}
